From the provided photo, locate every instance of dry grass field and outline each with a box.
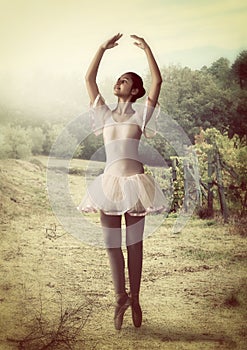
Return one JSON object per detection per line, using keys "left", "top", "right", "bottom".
{"left": 0, "top": 157, "right": 246, "bottom": 349}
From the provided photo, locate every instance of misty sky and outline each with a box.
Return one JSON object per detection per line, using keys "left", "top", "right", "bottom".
{"left": 0, "top": 0, "right": 246, "bottom": 116}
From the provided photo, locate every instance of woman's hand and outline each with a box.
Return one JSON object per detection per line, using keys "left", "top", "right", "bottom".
{"left": 101, "top": 33, "right": 123, "bottom": 50}
{"left": 130, "top": 35, "right": 149, "bottom": 50}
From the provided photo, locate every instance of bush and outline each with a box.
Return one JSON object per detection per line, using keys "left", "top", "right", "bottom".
{"left": 0, "top": 125, "right": 32, "bottom": 159}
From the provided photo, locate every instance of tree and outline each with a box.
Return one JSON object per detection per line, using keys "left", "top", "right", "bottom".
{"left": 1, "top": 125, "right": 32, "bottom": 159}
{"left": 156, "top": 65, "right": 235, "bottom": 141}
{"left": 208, "top": 57, "right": 232, "bottom": 88}
{"left": 231, "top": 50, "right": 247, "bottom": 89}
{"left": 51, "top": 128, "right": 79, "bottom": 158}
{"left": 228, "top": 89, "right": 247, "bottom": 140}
{"left": 0, "top": 128, "right": 11, "bottom": 158}
{"left": 29, "top": 127, "right": 45, "bottom": 155}
{"left": 78, "top": 134, "right": 104, "bottom": 160}
{"left": 42, "top": 123, "right": 63, "bottom": 155}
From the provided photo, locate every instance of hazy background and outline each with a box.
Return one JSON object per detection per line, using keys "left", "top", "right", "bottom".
{"left": 0, "top": 0, "right": 246, "bottom": 120}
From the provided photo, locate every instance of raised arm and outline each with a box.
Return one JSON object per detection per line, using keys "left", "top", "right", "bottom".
{"left": 85, "top": 33, "right": 123, "bottom": 105}
{"left": 130, "top": 35, "right": 162, "bottom": 108}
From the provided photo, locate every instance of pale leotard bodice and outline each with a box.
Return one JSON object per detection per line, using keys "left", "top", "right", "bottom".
{"left": 91, "top": 95, "right": 152, "bottom": 176}
{"left": 103, "top": 114, "right": 144, "bottom": 175}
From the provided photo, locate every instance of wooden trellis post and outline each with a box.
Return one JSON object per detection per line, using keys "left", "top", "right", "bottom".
{"left": 207, "top": 151, "right": 214, "bottom": 217}
{"left": 214, "top": 144, "right": 229, "bottom": 223}
{"left": 183, "top": 147, "right": 201, "bottom": 213}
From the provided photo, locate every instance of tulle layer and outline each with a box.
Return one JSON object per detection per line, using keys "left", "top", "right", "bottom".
{"left": 77, "top": 173, "right": 167, "bottom": 216}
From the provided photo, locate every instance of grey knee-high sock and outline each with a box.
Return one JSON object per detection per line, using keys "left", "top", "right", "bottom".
{"left": 127, "top": 241, "right": 143, "bottom": 295}
{"left": 107, "top": 248, "right": 126, "bottom": 295}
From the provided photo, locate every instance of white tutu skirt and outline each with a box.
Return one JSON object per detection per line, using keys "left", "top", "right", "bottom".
{"left": 77, "top": 173, "right": 167, "bottom": 216}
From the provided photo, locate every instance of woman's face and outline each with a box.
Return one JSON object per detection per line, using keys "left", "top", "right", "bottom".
{"left": 113, "top": 74, "right": 134, "bottom": 99}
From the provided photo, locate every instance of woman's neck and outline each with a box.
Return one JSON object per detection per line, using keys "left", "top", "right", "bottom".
{"left": 115, "top": 100, "right": 134, "bottom": 115}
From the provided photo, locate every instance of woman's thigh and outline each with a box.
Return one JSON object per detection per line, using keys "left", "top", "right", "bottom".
{"left": 124, "top": 213, "right": 145, "bottom": 246}
{"left": 100, "top": 211, "right": 122, "bottom": 248}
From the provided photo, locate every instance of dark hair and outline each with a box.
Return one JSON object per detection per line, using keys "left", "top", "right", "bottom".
{"left": 125, "top": 72, "right": 146, "bottom": 102}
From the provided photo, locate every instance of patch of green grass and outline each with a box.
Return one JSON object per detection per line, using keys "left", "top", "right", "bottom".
{"left": 182, "top": 247, "right": 228, "bottom": 261}
{"left": 204, "top": 220, "right": 217, "bottom": 226}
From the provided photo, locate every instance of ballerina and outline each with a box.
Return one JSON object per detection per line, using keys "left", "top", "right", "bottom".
{"left": 78, "top": 33, "right": 165, "bottom": 330}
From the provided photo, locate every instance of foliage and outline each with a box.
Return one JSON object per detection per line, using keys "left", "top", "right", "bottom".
{"left": 207, "top": 57, "right": 232, "bottom": 88}
{"left": 77, "top": 133, "right": 104, "bottom": 160}
{"left": 50, "top": 128, "right": 79, "bottom": 158}
{"left": 0, "top": 122, "right": 83, "bottom": 159}
{"left": 231, "top": 50, "right": 247, "bottom": 89}
{"left": 0, "top": 124, "right": 32, "bottom": 159}
{"left": 29, "top": 127, "right": 46, "bottom": 155}
{"left": 227, "top": 88, "right": 247, "bottom": 139}
{"left": 194, "top": 128, "right": 247, "bottom": 214}
{"left": 41, "top": 122, "right": 64, "bottom": 155}
{"left": 167, "top": 157, "right": 185, "bottom": 211}
{"left": 154, "top": 64, "right": 245, "bottom": 142}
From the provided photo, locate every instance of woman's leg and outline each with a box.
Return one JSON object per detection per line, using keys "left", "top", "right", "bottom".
{"left": 125, "top": 213, "right": 145, "bottom": 294}
{"left": 125, "top": 213, "right": 145, "bottom": 327}
{"left": 100, "top": 211, "right": 125, "bottom": 294}
{"left": 100, "top": 211, "right": 130, "bottom": 329}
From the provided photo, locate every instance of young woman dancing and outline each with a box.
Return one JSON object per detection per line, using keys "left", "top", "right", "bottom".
{"left": 78, "top": 33, "right": 165, "bottom": 330}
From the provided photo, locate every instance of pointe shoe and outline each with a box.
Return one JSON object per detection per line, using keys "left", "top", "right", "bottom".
{"left": 114, "top": 293, "right": 130, "bottom": 330}
{"left": 130, "top": 293, "right": 142, "bottom": 328}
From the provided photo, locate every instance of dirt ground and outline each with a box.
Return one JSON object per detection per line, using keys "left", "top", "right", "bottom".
{"left": 0, "top": 158, "right": 246, "bottom": 350}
